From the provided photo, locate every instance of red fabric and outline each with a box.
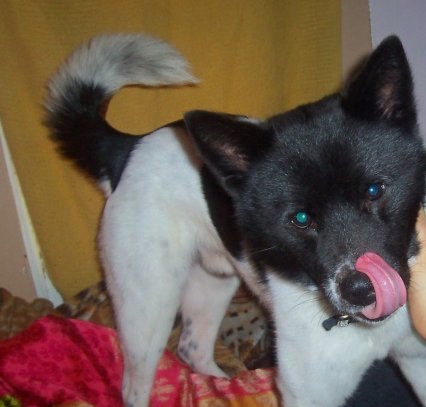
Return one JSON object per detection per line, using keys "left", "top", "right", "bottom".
{"left": 0, "top": 316, "right": 278, "bottom": 406}
{"left": 0, "top": 316, "right": 123, "bottom": 406}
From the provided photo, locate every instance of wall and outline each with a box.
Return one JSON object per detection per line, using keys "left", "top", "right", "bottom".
{"left": 341, "top": 0, "right": 371, "bottom": 81}
{"left": 0, "top": 123, "right": 36, "bottom": 301}
{"left": 0, "top": 2, "right": 381, "bottom": 302}
{"left": 0, "top": 1, "right": 341, "bottom": 299}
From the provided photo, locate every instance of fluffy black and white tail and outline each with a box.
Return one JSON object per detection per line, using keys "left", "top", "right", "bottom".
{"left": 45, "top": 33, "right": 198, "bottom": 192}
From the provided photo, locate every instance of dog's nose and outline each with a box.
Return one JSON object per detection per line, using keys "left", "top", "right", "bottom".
{"left": 339, "top": 270, "right": 376, "bottom": 307}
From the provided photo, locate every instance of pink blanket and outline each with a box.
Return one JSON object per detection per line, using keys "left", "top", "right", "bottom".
{"left": 0, "top": 316, "right": 278, "bottom": 406}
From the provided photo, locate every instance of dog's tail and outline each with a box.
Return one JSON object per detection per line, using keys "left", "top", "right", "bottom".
{"left": 45, "top": 33, "right": 198, "bottom": 192}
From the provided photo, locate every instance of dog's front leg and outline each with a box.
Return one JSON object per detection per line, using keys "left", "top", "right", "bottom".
{"left": 268, "top": 274, "right": 374, "bottom": 407}
{"left": 178, "top": 261, "right": 240, "bottom": 377}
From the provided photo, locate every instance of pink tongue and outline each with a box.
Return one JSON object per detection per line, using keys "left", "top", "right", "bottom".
{"left": 355, "top": 252, "right": 407, "bottom": 320}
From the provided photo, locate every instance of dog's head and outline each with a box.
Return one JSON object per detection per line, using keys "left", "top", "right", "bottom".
{"left": 185, "top": 36, "right": 426, "bottom": 322}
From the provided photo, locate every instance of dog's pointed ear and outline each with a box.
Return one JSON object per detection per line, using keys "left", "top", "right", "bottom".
{"left": 342, "top": 35, "right": 416, "bottom": 131}
{"left": 184, "top": 110, "right": 270, "bottom": 197}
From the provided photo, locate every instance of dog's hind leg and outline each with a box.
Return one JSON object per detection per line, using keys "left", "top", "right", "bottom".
{"left": 100, "top": 209, "right": 194, "bottom": 407}
{"left": 109, "top": 258, "right": 190, "bottom": 407}
{"left": 178, "top": 254, "right": 240, "bottom": 377}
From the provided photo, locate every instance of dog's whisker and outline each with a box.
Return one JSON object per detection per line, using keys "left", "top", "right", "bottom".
{"left": 286, "top": 294, "right": 323, "bottom": 315}
{"left": 247, "top": 245, "right": 278, "bottom": 255}
{"left": 315, "top": 309, "right": 329, "bottom": 329}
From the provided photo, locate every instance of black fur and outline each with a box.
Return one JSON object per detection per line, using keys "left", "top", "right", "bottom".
{"left": 201, "top": 166, "right": 243, "bottom": 259}
{"left": 342, "top": 36, "right": 417, "bottom": 131}
{"left": 346, "top": 358, "right": 422, "bottom": 407}
{"left": 46, "top": 34, "right": 426, "bottom": 406}
{"left": 185, "top": 36, "right": 426, "bottom": 315}
{"left": 46, "top": 83, "right": 140, "bottom": 190}
{"left": 46, "top": 83, "right": 190, "bottom": 191}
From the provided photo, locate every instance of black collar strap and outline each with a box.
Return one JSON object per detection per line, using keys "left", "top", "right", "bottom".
{"left": 322, "top": 315, "right": 357, "bottom": 331}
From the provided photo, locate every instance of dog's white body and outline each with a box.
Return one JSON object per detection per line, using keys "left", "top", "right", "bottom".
{"left": 100, "top": 127, "right": 257, "bottom": 399}
{"left": 46, "top": 34, "right": 426, "bottom": 406}
{"left": 101, "top": 124, "right": 426, "bottom": 406}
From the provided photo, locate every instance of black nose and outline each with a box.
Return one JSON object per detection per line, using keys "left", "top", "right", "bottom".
{"left": 339, "top": 270, "right": 376, "bottom": 307}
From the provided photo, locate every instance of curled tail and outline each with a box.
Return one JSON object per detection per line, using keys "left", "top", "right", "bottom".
{"left": 45, "top": 33, "right": 198, "bottom": 192}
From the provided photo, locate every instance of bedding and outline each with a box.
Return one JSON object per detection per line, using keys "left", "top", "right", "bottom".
{"left": 1, "top": 283, "right": 422, "bottom": 406}
{"left": 0, "top": 285, "right": 277, "bottom": 406}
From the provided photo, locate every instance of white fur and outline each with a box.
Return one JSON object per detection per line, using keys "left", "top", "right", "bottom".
{"left": 49, "top": 33, "right": 426, "bottom": 407}
{"left": 268, "top": 272, "right": 426, "bottom": 406}
{"left": 99, "top": 127, "right": 240, "bottom": 405}
{"left": 101, "top": 124, "right": 426, "bottom": 407}
{"left": 46, "top": 33, "right": 198, "bottom": 113}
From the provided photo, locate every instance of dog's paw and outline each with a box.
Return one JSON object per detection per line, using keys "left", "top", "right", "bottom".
{"left": 122, "top": 370, "right": 150, "bottom": 407}
{"left": 178, "top": 345, "right": 229, "bottom": 378}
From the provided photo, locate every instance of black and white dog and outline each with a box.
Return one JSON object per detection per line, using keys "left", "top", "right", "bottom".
{"left": 46, "top": 33, "right": 426, "bottom": 406}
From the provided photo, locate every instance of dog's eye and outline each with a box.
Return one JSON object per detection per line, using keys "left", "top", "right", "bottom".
{"left": 291, "top": 211, "right": 312, "bottom": 229}
{"left": 366, "top": 183, "right": 384, "bottom": 201}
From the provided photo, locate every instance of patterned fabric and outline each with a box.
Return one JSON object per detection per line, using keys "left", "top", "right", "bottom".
{"left": 56, "top": 282, "right": 275, "bottom": 374}
{"left": 0, "top": 288, "right": 53, "bottom": 341}
{"left": 0, "top": 316, "right": 278, "bottom": 406}
{"left": 0, "top": 316, "right": 122, "bottom": 406}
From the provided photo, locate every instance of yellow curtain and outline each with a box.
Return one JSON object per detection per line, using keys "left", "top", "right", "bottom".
{"left": 0, "top": 1, "right": 341, "bottom": 298}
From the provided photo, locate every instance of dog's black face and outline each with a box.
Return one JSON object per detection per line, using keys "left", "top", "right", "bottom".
{"left": 185, "top": 36, "right": 426, "bottom": 321}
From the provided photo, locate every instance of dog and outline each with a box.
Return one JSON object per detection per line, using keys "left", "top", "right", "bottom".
{"left": 45, "top": 33, "right": 426, "bottom": 406}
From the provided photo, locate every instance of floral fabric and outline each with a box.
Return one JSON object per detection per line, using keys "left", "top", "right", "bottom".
{"left": 0, "top": 316, "right": 278, "bottom": 406}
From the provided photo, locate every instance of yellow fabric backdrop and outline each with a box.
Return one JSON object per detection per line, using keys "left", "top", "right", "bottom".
{"left": 0, "top": 1, "right": 341, "bottom": 298}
